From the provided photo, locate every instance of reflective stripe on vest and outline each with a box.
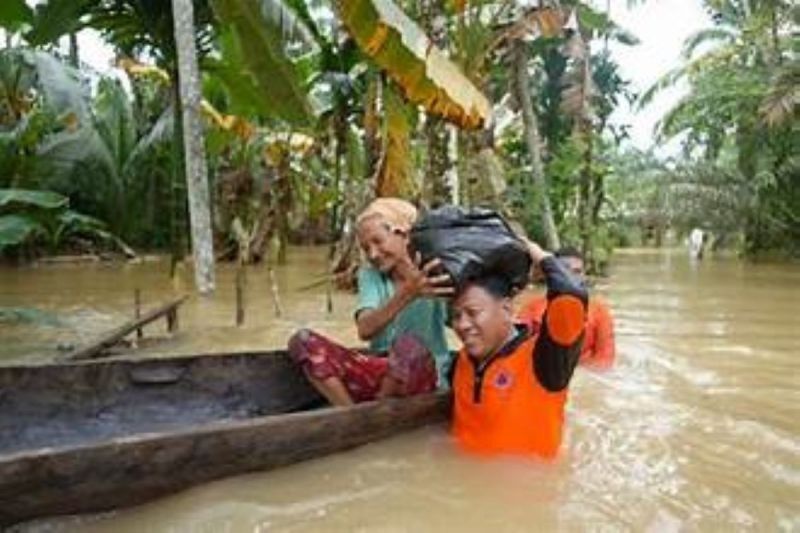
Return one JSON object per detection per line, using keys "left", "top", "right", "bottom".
{"left": 452, "top": 336, "right": 567, "bottom": 458}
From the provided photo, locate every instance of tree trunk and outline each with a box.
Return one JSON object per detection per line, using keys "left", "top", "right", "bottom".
{"left": 574, "top": 34, "right": 596, "bottom": 265}
{"left": 275, "top": 148, "right": 291, "bottom": 264}
{"left": 578, "top": 132, "right": 592, "bottom": 261}
{"left": 169, "top": 79, "right": 188, "bottom": 278}
{"left": 68, "top": 33, "right": 79, "bottom": 68}
{"left": 447, "top": 124, "right": 460, "bottom": 205}
{"left": 331, "top": 107, "right": 347, "bottom": 245}
{"left": 512, "top": 42, "right": 560, "bottom": 250}
{"left": 172, "top": 0, "right": 215, "bottom": 294}
{"left": 364, "top": 73, "right": 381, "bottom": 182}
{"left": 424, "top": 114, "right": 451, "bottom": 205}
{"left": 421, "top": 0, "right": 452, "bottom": 207}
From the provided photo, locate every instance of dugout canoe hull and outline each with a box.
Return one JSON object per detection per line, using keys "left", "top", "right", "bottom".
{"left": 0, "top": 350, "right": 451, "bottom": 526}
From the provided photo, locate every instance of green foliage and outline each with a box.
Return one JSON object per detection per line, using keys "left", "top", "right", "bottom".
{"left": 638, "top": 0, "right": 798, "bottom": 256}
{"left": 0, "top": 188, "right": 129, "bottom": 254}
{"left": 25, "top": 0, "right": 95, "bottom": 46}
{"left": 210, "top": 0, "right": 315, "bottom": 126}
{"left": 0, "top": 188, "right": 68, "bottom": 210}
{"left": 9, "top": 0, "right": 789, "bottom": 268}
{"left": 0, "top": 48, "right": 88, "bottom": 126}
{"left": 0, "top": 214, "right": 45, "bottom": 248}
{"left": 0, "top": 47, "right": 178, "bottom": 251}
{"left": 0, "top": 0, "right": 33, "bottom": 32}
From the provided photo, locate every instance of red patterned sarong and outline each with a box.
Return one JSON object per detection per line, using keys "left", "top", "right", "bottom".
{"left": 287, "top": 329, "right": 437, "bottom": 402}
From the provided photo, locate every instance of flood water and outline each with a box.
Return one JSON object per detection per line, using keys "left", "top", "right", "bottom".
{"left": 2, "top": 248, "right": 799, "bottom": 531}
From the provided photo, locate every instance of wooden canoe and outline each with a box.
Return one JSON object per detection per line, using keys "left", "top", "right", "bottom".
{"left": 0, "top": 350, "right": 451, "bottom": 526}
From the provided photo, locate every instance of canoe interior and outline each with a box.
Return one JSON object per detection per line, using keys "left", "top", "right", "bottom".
{"left": 0, "top": 350, "right": 322, "bottom": 457}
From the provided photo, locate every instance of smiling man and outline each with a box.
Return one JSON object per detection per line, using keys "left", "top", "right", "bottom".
{"left": 449, "top": 240, "right": 587, "bottom": 458}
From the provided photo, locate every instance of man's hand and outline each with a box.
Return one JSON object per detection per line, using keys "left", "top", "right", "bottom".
{"left": 523, "top": 238, "right": 552, "bottom": 265}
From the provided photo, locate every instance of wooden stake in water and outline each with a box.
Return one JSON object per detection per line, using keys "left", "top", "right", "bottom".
{"left": 232, "top": 217, "right": 249, "bottom": 327}
{"left": 326, "top": 276, "right": 333, "bottom": 314}
{"left": 134, "top": 288, "right": 143, "bottom": 339}
{"left": 268, "top": 264, "right": 283, "bottom": 318}
{"left": 236, "top": 265, "right": 245, "bottom": 326}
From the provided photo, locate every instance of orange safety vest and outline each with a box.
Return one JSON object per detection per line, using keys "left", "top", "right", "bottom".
{"left": 452, "top": 335, "right": 567, "bottom": 458}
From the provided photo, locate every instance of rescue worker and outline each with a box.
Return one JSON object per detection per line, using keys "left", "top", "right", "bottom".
{"left": 518, "top": 246, "right": 615, "bottom": 370}
{"left": 450, "top": 240, "right": 587, "bottom": 458}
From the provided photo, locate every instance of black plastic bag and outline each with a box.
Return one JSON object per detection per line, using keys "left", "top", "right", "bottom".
{"left": 410, "top": 206, "right": 531, "bottom": 292}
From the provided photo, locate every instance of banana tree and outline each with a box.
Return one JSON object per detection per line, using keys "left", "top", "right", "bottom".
{"left": 0, "top": 47, "right": 184, "bottom": 254}
{"left": 337, "top": 0, "right": 491, "bottom": 130}
{"left": 0, "top": 188, "right": 134, "bottom": 256}
{"left": 209, "top": 0, "right": 315, "bottom": 126}
{"left": 336, "top": 0, "right": 492, "bottom": 206}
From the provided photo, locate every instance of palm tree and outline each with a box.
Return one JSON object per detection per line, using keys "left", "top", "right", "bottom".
{"left": 640, "top": 0, "right": 798, "bottom": 254}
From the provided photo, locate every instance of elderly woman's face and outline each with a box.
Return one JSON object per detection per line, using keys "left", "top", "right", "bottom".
{"left": 357, "top": 216, "right": 409, "bottom": 273}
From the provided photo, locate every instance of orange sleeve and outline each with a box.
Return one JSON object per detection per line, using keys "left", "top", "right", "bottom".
{"left": 588, "top": 301, "right": 615, "bottom": 369}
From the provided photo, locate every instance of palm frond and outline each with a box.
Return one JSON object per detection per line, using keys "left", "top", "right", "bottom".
{"left": 93, "top": 78, "right": 137, "bottom": 173}
{"left": 637, "top": 66, "right": 685, "bottom": 110}
{"left": 760, "top": 61, "right": 800, "bottom": 127}
{"left": 124, "top": 105, "right": 174, "bottom": 174}
{"left": 681, "top": 27, "right": 736, "bottom": 60}
{"left": 656, "top": 94, "right": 695, "bottom": 139}
{"left": 36, "top": 126, "right": 117, "bottom": 191}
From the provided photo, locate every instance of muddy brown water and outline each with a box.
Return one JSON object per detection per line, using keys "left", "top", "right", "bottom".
{"left": 2, "top": 247, "right": 798, "bottom": 531}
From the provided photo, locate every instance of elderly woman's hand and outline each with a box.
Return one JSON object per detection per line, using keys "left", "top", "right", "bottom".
{"left": 396, "top": 255, "right": 454, "bottom": 298}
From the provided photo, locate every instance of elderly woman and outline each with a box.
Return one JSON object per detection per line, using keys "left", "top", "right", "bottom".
{"left": 288, "top": 198, "right": 453, "bottom": 406}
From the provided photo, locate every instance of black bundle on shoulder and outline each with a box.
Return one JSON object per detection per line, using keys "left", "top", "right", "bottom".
{"left": 410, "top": 205, "right": 531, "bottom": 293}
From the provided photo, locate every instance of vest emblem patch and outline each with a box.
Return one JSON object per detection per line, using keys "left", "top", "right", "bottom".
{"left": 494, "top": 369, "right": 514, "bottom": 390}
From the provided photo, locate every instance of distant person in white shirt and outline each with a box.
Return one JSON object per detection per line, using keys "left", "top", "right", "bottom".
{"left": 689, "top": 228, "right": 705, "bottom": 259}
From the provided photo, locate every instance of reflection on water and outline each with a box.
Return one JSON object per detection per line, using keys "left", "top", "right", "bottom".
{"left": 3, "top": 248, "right": 799, "bottom": 531}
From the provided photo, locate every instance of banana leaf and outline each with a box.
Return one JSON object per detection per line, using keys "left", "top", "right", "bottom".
{"left": 0, "top": 214, "right": 45, "bottom": 249}
{"left": 210, "top": 0, "right": 315, "bottom": 126}
{"left": 337, "top": 0, "right": 490, "bottom": 130}
{"left": 27, "top": 50, "right": 90, "bottom": 123}
{"left": 0, "top": 189, "right": 68, "bottom": 211}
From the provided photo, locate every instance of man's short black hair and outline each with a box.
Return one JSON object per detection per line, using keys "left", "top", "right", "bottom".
{"left": 555, "top": 246, "right": 583, "bottom": 261}
{"left": 463, "top": 274, "right": 514, "bottom": 299}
